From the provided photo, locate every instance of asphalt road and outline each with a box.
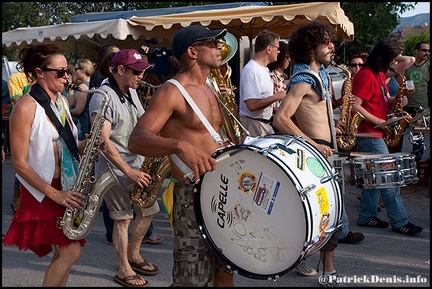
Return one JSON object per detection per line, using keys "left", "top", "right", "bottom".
{"left": 2, "top": 154, "right": 430, "bottom": 287}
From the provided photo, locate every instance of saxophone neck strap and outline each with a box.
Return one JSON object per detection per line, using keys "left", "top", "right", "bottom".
{"left": 30, "top": 83, "right": 80, "bottom": 162}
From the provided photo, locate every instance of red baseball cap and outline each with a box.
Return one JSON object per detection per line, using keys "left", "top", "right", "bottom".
{"left": 112, "top": 49, "right": 152, "bottom": 72}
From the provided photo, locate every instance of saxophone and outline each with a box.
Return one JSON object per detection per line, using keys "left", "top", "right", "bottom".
{"left": 130, "top": 155, "right": 171, "bottom": 208}
{"left": 130, "top": 80, "right": 171, "bottom": 209}
{"left": 57, "top": 85, "right": 118, "bottom": 240}
{"left": 384, "top": 69, "right": 412, "bottom": 147}
{"left": 335, "top": 64, "right": 365, "bottom": 151}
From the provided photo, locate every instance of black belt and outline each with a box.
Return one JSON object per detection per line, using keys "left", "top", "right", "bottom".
{"left": 245, "top": 116, "right": 271, "bottom": 124}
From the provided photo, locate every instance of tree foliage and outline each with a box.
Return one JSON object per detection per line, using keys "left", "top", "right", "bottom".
{"left": 2, "top": 2, "right": 426, "bottom": 62}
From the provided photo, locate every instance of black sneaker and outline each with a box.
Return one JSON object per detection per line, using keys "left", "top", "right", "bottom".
{"left": 392, "top": 222, "right": 423, "bottom": 236}
{"left": 358, "top": 217, "right": 389, "bottom": 228}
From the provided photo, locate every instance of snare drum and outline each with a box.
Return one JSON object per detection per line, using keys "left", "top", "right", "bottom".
{"left": 195, "top": 134, "right": 342, "bottom": 280}
{"left": 352, "top": 153, "right": 418, "bottom": 188}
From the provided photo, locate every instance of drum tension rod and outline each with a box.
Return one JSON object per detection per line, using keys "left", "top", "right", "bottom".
{"left": 268, "top": 143, "right": 295, "bottom": 154}
{"left": 298, "top": 184, "right": 316, "bottom": 199}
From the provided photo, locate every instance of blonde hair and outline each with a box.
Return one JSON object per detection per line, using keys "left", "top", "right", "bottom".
{"left": 76, "top": 59, "right": 95, "bottom": 77}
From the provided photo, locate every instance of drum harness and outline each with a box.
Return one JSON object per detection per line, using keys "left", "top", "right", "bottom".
{"left": 167, "top": 79, "right": 248, "bottom": 183}
{"left": 290, "top": 69, "right": 345, "bottom": 193}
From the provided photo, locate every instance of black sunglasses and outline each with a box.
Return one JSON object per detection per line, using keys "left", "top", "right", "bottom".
{"left": 419, "top": 49, "right": 430, "bottom": 53}
{"left": 42, "top": 67, "right": 71, "bottom": 78}
{"left": 350, "top": 63, "right": 363, "bottom": 67}
{"left": 124, "top": 65, "right": 143, "bottom": 75}
{"left": 191, "top": 39, "right": 221, "bottom": 48}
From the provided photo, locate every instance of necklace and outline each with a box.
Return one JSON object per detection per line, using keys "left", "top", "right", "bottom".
{"left": 179, "top": 73, "right": 208, "bottom": 90}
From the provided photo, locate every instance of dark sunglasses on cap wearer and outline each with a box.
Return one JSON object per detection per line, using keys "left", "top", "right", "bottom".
{"left": 124, "top": 65, "right": 144, "bottom": 75}
{"left": 192, "top": 38, "right": 222, "bottom": 49}
{"left": 42, "top": 67, "right": 72, "bottom": 78}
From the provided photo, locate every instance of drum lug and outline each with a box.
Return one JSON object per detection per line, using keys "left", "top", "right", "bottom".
{"left": 268, "top": 143, "right": 295, "bottom": 154}
{"left": 298, "top": 184, "right": 316, "bottom": 199}
{"left": 320, "top": 172, "right": 339, "bottom": 184}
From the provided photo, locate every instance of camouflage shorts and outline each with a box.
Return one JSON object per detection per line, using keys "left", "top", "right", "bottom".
{"left": 171, "top": 182, "right": 230, "bottom": 287}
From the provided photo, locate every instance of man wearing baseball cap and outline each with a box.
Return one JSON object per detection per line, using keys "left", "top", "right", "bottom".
{"left": 129, "top": 26, "right": 234, "bottom": 286}
{"left": 89, "top": 48, "right": 158, "bottom": 287}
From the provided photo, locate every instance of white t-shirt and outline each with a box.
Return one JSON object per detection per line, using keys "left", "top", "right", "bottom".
{"left": 239, "top": 59, "right": 274, "bottom": 120}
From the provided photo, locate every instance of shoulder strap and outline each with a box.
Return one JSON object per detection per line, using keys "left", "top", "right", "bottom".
{"left": 291, "top": 69, "right": 327, "bottom": 99}
{"left": 290, "top": 69, "right": 337, "bottom": 152}
{"left": 167, "top": 79, "right": 223, "bottom": 144}
{"left": 29, "top": 83, "right": 80, "bottom": 162}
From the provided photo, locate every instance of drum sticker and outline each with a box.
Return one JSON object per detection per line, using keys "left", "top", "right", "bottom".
{"left": 315, "top": 186, "right": 330, "bottom": 214}
{"left": 252, "top": 173, "right": 280, "bottom": 215}
{"left": 306, "top": 158, "right": 326, "bottom": 178}
{"left": 238, "top": 171, "right": 258, "bottom": 193}
{"left": 295, "top": 148, "right": 306, "bottom": 171}
{"left": 232, "top": 201, "right": 252, "bottom": 222}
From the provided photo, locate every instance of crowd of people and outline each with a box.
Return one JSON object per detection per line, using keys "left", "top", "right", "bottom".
{"left": 2, "top": 20, "right": 428, "bottom": 287}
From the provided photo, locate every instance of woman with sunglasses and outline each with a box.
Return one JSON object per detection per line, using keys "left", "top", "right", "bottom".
{"left": 3, "top": 43, "right": 87, "bottom": 286}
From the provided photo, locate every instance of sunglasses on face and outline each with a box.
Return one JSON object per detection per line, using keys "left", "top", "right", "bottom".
{"left": 124, "top": 65, "right": 144, "bottom": 75}
{"left": 42, "top": 67, "right": 71, "bottom": 78}
{"left": 350, "top": 63, "right": 363, "bottom": 67}
{"left": 419, "top": 49, "right": 430, "bottom": 53}
{"left": 74, "top": 67, "right": 82, "bottom": 72}
{"left": 192, "top": 39, "right": 221, "bottom": 49}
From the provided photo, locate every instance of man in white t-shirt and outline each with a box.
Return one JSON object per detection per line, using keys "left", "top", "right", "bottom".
{"left": 239, "top": 30, "right": 286, "bottom": 137}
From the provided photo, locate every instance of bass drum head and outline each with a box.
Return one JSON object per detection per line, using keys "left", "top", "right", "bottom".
{"left": 194, "top": 145, "right": 307, "bottom": 280}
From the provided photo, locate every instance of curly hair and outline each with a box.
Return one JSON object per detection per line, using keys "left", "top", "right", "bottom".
{"left": 288, "top": 21, "right": 337, "bottom": 65}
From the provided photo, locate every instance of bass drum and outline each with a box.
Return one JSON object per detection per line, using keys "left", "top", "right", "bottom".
{"left": 194, "top": 134, "right": 343, "bottom": 280}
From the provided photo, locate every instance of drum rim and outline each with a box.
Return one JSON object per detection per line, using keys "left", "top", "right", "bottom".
{"left": 195, "top": 140, "right": 343, "bottom": 279}
{"left": 196, "top": 145, "right": 297, "bottom": 279}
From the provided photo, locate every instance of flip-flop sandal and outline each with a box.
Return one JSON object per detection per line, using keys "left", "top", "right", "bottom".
{"left": 142, "top": 234, "right": 164, "bottom": 244}
{"left": 114, "top": 274, "right": 150, "bottom": 287}
{"left": 129, "top": 260, "right": 159, "bottom": 276}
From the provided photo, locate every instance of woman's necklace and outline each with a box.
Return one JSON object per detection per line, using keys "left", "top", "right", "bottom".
{"left": 179, "top": 73, "right": 208, "bottom": 90}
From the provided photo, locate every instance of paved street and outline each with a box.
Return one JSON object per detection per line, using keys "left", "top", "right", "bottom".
{"left": 2, "top": 154, "right": 430, "bottom": 287}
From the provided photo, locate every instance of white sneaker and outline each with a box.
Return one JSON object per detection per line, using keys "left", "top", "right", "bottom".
{"left": 319, "top": 272, "right": 344, "bottom": 287}
{"left": 295, "top": 262, "right": 318, "bottom": 276}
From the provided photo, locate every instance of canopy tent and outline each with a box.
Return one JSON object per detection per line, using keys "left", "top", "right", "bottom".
{"left": 3, "top": 2, "right": 353, "bottom": 57}
{"left": 71, "top": 2, "right": 266, "bottom": 22}
{"left": 2, "top": 2, "right": 267, "bottom": 58}
{"left": 127, "top": 2, "right": 354, "bottom": 43}
{"left": 2, "top": 19, "right": 147, "bottom": 58}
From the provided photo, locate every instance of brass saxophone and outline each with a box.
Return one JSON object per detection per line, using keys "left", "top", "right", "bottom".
{"left": 207, "top": 32, "right": 247, "bottom": 145}
{"left": 130, "top": 155, "right": 171, "bottom": 208}
{"left": 335, "top": 63, "right": 365, "bottom": 151}
{"left": 384, "top": 69, "right": 412, "bottom": 147}
{"left": 57, "top": 85, "right": 118, "bottom": 240}
{"left": 131, "top": 80, "right": 171, "bottom": 209}
{"left": 137, "top": 79, "right": 161, "bottom": 110}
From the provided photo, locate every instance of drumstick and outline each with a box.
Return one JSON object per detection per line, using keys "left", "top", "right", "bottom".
{"left": 334, "top": 151, "right": 377, "bottom": 157}
{"left": 183, "top": 153, "right": 232, "bottom": 181}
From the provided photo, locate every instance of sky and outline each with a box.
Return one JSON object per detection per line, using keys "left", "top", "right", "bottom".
{"left": 400, "top": 2, "right": 430, "bottom": 17}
